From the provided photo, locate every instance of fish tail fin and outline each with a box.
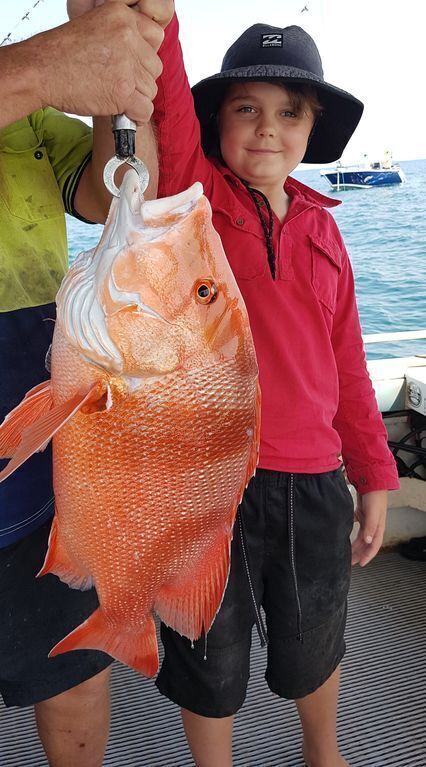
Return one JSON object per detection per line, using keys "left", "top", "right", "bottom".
{"left": 37, "top": 515, "right": 93, "bottom": 590}
{"left": 0, "top": 381, "right": 105, "bottom": 482}
{"left": 0, "top": 380, "right": 53, "bottom": 458}
{"left": 50, "top": 609, "right": 159, "bottom": 677}
{"left": 155, "top": 531, "right": 231, "bottom": 641}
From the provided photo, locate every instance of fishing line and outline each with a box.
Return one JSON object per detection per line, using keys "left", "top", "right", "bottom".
{"left": 1, "top": 0, "right": 47, "bottom": 46}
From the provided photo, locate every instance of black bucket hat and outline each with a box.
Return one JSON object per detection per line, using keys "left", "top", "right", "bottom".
{"left": 191, "top": 23, "right": 364, "bottom": 164}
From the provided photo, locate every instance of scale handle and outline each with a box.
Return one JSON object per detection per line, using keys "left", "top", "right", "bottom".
{"left": 112, "top": 114, "right": 136, "bottom": 158}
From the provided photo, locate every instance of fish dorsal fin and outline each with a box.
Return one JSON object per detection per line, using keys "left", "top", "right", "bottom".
{"left": 0, "top": 381, "right": 105, "bottom": 482}
{"left": 0, "top": 380, "right": 53, "bottom": 458}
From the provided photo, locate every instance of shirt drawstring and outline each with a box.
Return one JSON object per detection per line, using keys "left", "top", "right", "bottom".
{"left": 238, "top": 511, "right": 268, "bottom": 647}
{"left": 288, "top": 473, "right": 303, "bottom": 641}
{"left": 242, "top": 182, "right": 276, "bottom": 280}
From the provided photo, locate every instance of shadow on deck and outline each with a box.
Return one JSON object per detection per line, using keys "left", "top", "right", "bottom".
{"left": 1, "top": 551, "right": 425, "bottom": 766}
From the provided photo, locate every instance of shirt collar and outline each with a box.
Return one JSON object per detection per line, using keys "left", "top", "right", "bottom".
{"left": 218, "top": 163, "right": 341, "bottom": 211}
{"left": 285, "top": 175, "right": 341, "bottom": 209}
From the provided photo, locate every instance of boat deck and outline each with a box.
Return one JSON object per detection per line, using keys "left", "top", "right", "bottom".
{"left": 1, "top": 551, "right": 425, "bottom": 766}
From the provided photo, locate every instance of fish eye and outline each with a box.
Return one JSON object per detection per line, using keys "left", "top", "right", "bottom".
{"left": 194, "top": 279, "right": 218, "bottom": 305}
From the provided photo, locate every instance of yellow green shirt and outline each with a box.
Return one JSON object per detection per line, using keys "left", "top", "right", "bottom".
{"left": 0, "top": 108, "right": 92, "bottom": 312}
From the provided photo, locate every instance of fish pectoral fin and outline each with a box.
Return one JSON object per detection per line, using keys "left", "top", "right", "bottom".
{"left": 49, "top": 609, "right": 159, "bottom": 677}
{"left": 154, "top": 532, "right": 232, "bottom": 641}
{"left": 37, "top": 516, "right": 93, "bottom": 590}
{"left": 0, "top": 380, "right": 53, "bottom": 458}
{"left": 0, "top": 381, "right": 105, "bottom": 482}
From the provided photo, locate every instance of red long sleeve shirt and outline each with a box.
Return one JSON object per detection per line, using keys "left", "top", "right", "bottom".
{"left": 153, "top": 15, "right": 399, "bottom": 494}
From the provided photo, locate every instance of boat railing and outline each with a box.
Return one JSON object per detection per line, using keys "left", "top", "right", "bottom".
{"left": 363, "top": 329, "right": 426, "bottom": 345}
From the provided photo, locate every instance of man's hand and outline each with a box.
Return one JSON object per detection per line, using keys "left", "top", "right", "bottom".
{"left": 351, "top": 490, "right": 388, "bottom": 567}
{"left": 67, "top": 0, "right": 104, "bottom": 18}
{"left": 31, "top": 2, "right": 165, "bottom": 123}
{"left": 67, "top": 0, "right": 175, "bottom": 28}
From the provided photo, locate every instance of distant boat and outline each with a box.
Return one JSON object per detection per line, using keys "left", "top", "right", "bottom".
{"left": 320, "top": 151, "right": 406, "bottom": 190}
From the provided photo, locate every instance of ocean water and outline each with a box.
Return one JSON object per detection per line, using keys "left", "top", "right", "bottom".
{"left": 66, "top": 158, "right": 426, "bottom": 361}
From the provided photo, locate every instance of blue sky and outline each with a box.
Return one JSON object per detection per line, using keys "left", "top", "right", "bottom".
{"left": 1, "top": 0, "right": 425, "bottom": 163}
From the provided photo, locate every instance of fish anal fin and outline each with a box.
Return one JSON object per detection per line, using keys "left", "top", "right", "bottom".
{"left": 50, "top": 609, "right": 159, "bottom": 677}
{"left": 0, "top": 380, "right": 53, "bottom": 458}
{"left": 38, "top": 516, "right": 93, "bottom": 591}
{"left": 155, "top": 532, "right": 232, "bottom": 642}
{"left": 0, "top": 380, "right": 105, "bottom": 482}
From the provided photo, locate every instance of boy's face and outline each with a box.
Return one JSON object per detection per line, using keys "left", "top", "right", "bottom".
{"left": 218, "top": 81, "right": 315, "bottom": 190}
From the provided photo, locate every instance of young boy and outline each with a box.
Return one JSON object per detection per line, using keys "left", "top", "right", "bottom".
{"left": 147, "top": 7, "right": 399, "bottom": 766}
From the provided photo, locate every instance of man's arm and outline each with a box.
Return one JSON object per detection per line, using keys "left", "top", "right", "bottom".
{"left": 0, "top": 44, "right": 42, "bottom": 128}
{"left": 0, "top": 2, "right": 163, "bottom": 130}
{"left": 68, "top": 0, "right": 174, "bottom": 221}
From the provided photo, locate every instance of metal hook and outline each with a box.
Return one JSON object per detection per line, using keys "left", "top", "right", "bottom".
{"left": 103, "top": 114, "right": 150, "bottom": 197}
{"left": 103, "top": 154, "right": 149, "bottom": 197}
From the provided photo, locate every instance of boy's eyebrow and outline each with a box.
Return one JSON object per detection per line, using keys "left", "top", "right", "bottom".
{"left": 226, "top": 93, "right": 294, "bottom": 106}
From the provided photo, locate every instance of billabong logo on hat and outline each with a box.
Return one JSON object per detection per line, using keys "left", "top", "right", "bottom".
{"left": 261, "top": 33, "right": 283, "bottom": 47}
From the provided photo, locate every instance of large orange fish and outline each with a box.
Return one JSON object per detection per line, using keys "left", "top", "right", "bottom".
{"left": 0, "top": 173, "right": 260, "bottom": 676}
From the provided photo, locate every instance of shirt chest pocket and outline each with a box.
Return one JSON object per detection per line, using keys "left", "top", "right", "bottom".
{"left": 309, "top": 234, "right": 342, "bottom": 314}
{"left": 0, "top": 146, "right": 64, "bottom": 224}
{"left": 213, "top": 208, "right": 267, "bottom": 280}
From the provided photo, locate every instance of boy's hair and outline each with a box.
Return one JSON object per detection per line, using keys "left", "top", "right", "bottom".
{"left": 205, "top": 81, "right": 323, "bottom": 161}
{"left": 282, "top": 82, "right": 323, "bottom": 119}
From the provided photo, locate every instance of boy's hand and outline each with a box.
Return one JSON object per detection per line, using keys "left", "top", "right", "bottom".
{"left": 351, "top": 490, "right": 388, "bottom": 567}
{"left": 68, "top": 0, "right": 175, "bottom": 27}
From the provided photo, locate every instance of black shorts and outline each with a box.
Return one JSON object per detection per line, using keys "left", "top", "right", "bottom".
{"left": 156, "top": 468, "right": 354, "bottom": 717}
{"left": 0, "top": 519, "right": 112, "bottom": 707}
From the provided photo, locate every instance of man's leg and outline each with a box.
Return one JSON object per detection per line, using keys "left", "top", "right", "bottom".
{"left": 0, "top": 519, "right": 113, "bottom": 763}
{"left": 181, "top": 709, "right": 233, "bottom": 767}
{"left": 295, "top": 665, "right": 349, "bottom": 767}
{"left": 35, "top": 666, "right": 111, "bottom": 767}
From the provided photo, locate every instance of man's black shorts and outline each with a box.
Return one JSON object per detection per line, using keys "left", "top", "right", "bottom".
{"left": 156, "top": 468, "right": 354, "bottom": 717}
{"left": 0, "top": 518, "right": 112, "bottom": 707}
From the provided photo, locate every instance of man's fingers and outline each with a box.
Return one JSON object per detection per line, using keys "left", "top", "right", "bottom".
{"left": 135, "top": 11, "right": 165, "bottom": 50}
{"left": 135, "top": 0, "right": 175, "bottom": 28}
{"left": 39, "top": 2, "right": 163, "bottom": 120}
{"left": 122, "top": 92, "right": 154, "bottom": 124}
